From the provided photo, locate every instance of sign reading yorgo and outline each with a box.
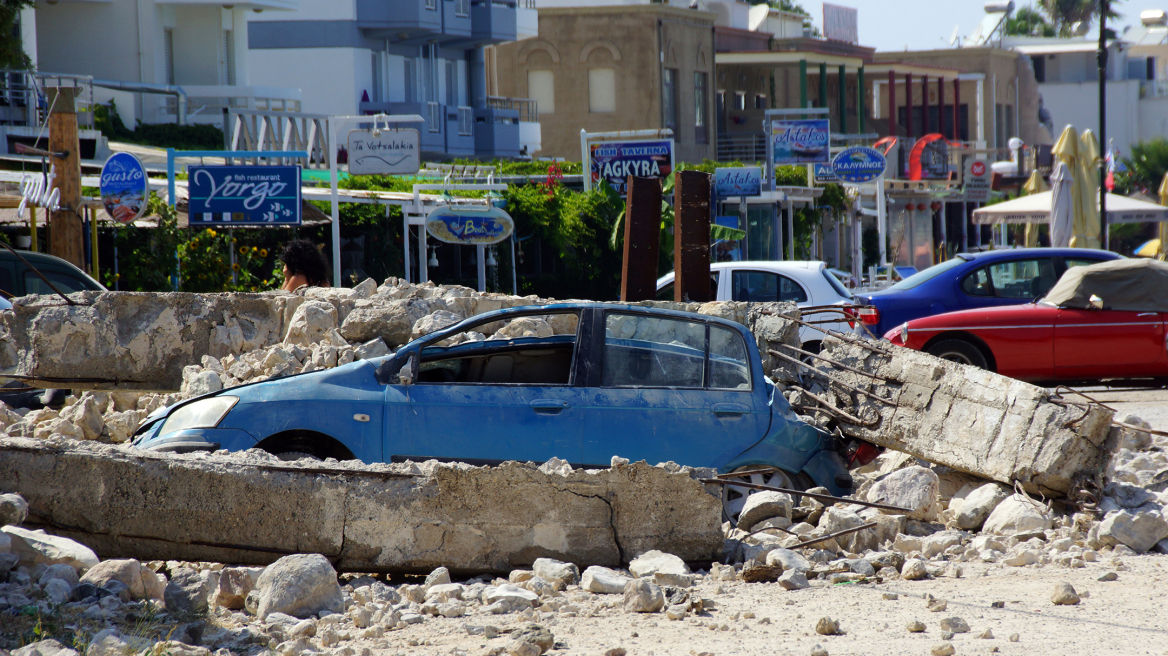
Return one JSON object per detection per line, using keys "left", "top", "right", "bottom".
{"left": 188, "top": 165, "right": 302, "bottom": 226}
{"left": 589, "top": 140, "right": 673, "bottom": 195}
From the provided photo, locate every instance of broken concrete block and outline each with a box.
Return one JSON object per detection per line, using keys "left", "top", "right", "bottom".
{"left": 867, "top": 466, "right": 940, "bottom": 521}
{"left": 532, "top": 558, "right": 580, "bottom": 589}
{"left": 737, "top": 491, "right": 793, "bottom": 531}
{"left": 60, "top": 396, "right": 103, "bottom": 441}
{"left": 581, "top": 566, "right": 632, "bottom": 594}
{"left": 2, "top": 525, "right": 98, "bottom": 570}
{"left": 255, "top": 554, "right": 344, "bottom": 620}
{"left": 622, "top": 579, "right": 664, "bottom": 613}
{"left": 354, "top": 338, "right": 390, "bottom": 361}
{"left": 982, "top": 495, "right": 1052, "bottom": 536}
{"left": 411, "top": 310, "right": 464, "bottom": 340}
{"left": 629, "top": 551, "right": 693, "bottom": 587}
{"left": 1099, "top": 510, "right": 1168, "bottom": 553}
{"left": 955, "top": 483, "right": 1010, "bottom": 531}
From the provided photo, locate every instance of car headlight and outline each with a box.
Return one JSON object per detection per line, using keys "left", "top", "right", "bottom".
{"left": 158, "top": 396, "right": 238, "bottom": 435}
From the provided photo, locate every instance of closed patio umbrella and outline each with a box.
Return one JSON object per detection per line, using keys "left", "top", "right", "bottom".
{"left": 1075, "top": 129, "right": 1102, "bottom": 248}
{"left": 1052, "top": 126, "right": 1084, "bottom": 249}
{"left": 1159, "top": 173, "right": 1168, "bottom": 261}
{"left": 1022, "top": 170, "right": 1049, "bottom": 247}
{"left": 1049, "top": 162, "right": 1074, "bottom": 248}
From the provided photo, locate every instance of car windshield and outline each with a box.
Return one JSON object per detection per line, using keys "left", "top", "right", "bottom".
{"left": 885, "top": 255, "right": 971, "bottom": 291}
{"left": 821, "top": 269, "right": 852, "bottom": 299}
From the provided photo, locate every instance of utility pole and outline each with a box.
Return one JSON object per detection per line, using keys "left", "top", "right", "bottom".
{"left": 1098, "top": 0, "right": 1108, "bottom": 248}
{"left": 46, "top": 87, "right": 84, "bottom": 267}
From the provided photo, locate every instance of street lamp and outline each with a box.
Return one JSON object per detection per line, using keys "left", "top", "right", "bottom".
{"left": 1098, "top": 0, "right": 1109, "bottom": 249}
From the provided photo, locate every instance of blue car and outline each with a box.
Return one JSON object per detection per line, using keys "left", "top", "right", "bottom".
{"left": 132, "top": 303, "right": 857, "bottom": 520}
{"left": 853, "top": 248, "right": 1121, "bottom": 337}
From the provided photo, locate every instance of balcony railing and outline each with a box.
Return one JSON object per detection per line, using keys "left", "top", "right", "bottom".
{"left": 716, "top": 132, "right": 766, "bottom": 163}
{"left": 486, "top": 96, "right": 538, "bottom": 122}
{"left": 0, "top": 71, "right": 96, "bottom": 129}
{"left": 164, "top": 85, "right": 301, "bottom": 119}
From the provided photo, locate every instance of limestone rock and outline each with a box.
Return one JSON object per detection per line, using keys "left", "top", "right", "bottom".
{"left": 906, "top": 620, "right": 926, "bottom": 633}
{"left": 214, "top": 567, "right": 254, "bottom": 609}
{"left": 982, "top": 495, "right": 1052, "bottom": 535}
{"left": 580, "top": 566, "right": 629, "bottom": 594}
{"left": 13, "top": 639, "right": 79, "bottom": 656}
{"left": 955, "top": 482, "right": 1010, "bottom": 530}
{"left": 411, "top": 310, "right": 464, "bottom": 340}
{"left": 354, "top": 338, "right": 390, "bottom": 360}
{"left": 284, "top": 300, "right": 338, "bottom": 347}
{"left": 818, "top": 506, "right": 870, "bottom": 552}
{"left": 424, "top": 566, "right": 452, "bottom": 590}
{"left": 1099, "top": 510, "right": 1168, "bottom": 553}
{"left": 40, "top": 563, "right": 80, "bottom": 587}
{"left": 867, "top": 466, "right": 940, "bottom": 521}
{"left": 1050, "top": 582, "right": 1080, "bottom": 605}
{"left": 512, "top": 624, "right": 554, "bottom": 654}
{"left": 622, "top": 579, "right": 664, "bottom": 613}
{"left": 341, "top": 298, "right": 445, "bottom": 346}
{"left": 814, "top": 617, "right": 840, "bottom": 635}
{"left": 938, "top": 617, "right": 970, "bottom": 633}
{"left": 80, "top": 560, "right": 150, "bottom": 599}
{"left": 60, "top": 396, "right": 103, "bottom": 441}
{"left": 255, "top": 553, "right": 344, "bottom": 620}
{"left": 185, "top": 371, "right": 223, "bottom": 397}
{"left": 164, "top": 567, "right": 214, "bottom": 614}
{"left": 483, "top": 584, "right": 539, "bottom": 607}
{"left": 765, "top": 547, "right": 811, "bottom": 572}
{"left": 532, "top": 558, "right": 580, "bottom": 589}
{"left": 2, "top": 526, "right": 98, "bottom": 570}
{"left": 901, "top": 558, "right": 928, "bottom": 581}
{"left": 930, "top": 643, "right": 955, "bottom": 656}
{"left": 737, "top": 491, "right": 794, "bottom": 530}
{"left": 0, "top": 492, "right": 28, "bottom": 526}
{"left": 777, "top": 569, "right": 810, "bottom": 590}
{"left": 628, "top": 550, "right": 693, "bottom": 587}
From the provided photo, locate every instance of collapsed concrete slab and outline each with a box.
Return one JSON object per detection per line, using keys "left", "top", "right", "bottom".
{"left": 805, "top": 335, "right": 1114, "bottom": 497}
{"left": 0, "top": 437, "right": 722, "bottom": 573}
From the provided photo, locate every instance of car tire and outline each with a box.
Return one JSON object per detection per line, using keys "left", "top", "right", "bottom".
{"left": 926, "top": 339, "right": 988, "bottom": 369}
{"left": 721, "top": 465, "right": 806, "bottom": 528}
{"left": 273, "top": 450, "right": 319, "bottom": 462}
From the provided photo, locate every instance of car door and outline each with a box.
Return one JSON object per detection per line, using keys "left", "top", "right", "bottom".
{"left": 957, "top": 257, "right": 1058, "bottom": 309}
{"left": 383, "top": 309, "right": 587, "bottom": 465}
{"left": 1055, "top": 308, "right": 1168, "bottom": 379}
{"left": 578, "top": 310, "right": 771, "bottom": 469}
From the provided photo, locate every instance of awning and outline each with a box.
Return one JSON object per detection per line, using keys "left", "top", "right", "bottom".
{"left": 972, "top": 191, "right": 1168, "bottom": 225}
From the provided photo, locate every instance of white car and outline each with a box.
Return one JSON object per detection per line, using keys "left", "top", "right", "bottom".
{"left": 655, "top": 261, "right": 855, "bottom": 353}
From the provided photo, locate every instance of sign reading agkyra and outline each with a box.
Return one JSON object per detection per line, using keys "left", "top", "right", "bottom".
{"left": 188, "top": 165, "right": 302, "bottom": 226}
{"left": 425, "top": 205, "right": 514, "bottom": 245}
{"left": 347, "top": 129, "right": 420, "bottom": 175}
{"left": 589, "top": 140, "right": 673, "bottom": 195}
{"left": 771, "top": 119, "right": 830, "bottom": 165}
{"left": 100, "top": 152, "right": 148, "bottom": 224}
{"left": 714, "top": 167, "right": 762, "bottom": 198}
{"left": 831, "top": 147, "right": 888, "bottom": 184}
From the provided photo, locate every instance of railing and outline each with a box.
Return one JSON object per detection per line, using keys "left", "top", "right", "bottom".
{"left": 716, "top": 132, "right": 766, "bottom": 163}
{"left": 486, "top": 96, "right": 538, "bottom": 122}
{"left": 229, "top": 109, "right": 331, "bottom": 169}
{"left": 0, "top": 71, "right": 97, "bottom": 129}
{"left": 164, "top": 85, "right": 301, "bottom": 119}
{"left": 457, "top": 106, "right": 474, "bottom": 136}
{"left": 520, "top": 0, "right": 535, "bottom": 7}
{"left": 427, "top": 102, "right": 442, "bottom": 132}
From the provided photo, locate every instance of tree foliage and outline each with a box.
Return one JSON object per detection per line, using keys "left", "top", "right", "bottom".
{"left": 1118, "top": 137, "right": 1168, "bottom": 195}
{"left": 1037, "top": 0, "right": 1122, "bottom": 37}
{"left": 0, "top": 0, "right": 35, "bottom": 71}
{"left": 1006, "top": 6, "right": 1056, "bottom": 36}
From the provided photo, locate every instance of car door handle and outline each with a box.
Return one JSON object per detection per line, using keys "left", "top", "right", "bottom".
{"left": 530, "top": 399, "right": 570, "bottom": 414}
{"left": 712, "top": 403, "right": 750, "bottom": 416}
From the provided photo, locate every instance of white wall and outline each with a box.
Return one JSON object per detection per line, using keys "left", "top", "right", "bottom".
{"left": 1138, "top": 95, "right": 1168, "bottom": 142}
{"left": 250, "top": 48, "right": 362, "bottom": 116}
{"left": 19, "top": 7, "right": 37, "bottom": 70}
{"left": 173, "top": 6, "right": 223, "bottom": 86}
{"left": 250, "top": 0, "right": 355, "bottom": 22}
{"left": 1039, "top": 79, "right": 1141, "bottom": 152}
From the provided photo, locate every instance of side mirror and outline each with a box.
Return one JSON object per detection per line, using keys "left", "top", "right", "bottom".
{"left": 1089, "top": 294, "right": 1103, "bottom": 310}
{"left": 396, "top": 354, "right": 416, "bottom": 385}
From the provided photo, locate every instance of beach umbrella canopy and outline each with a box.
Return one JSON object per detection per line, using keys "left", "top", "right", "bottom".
{"left": 1023, "top": 170, "right": 1049, "bottom": 247}
{"left": 1159, "top": 173, "right": 1168, "bottom": 262}
{"left": 1052, "top": 126, "right": 1084, "bottom": 248}
{"left": 1049, "top": 161, "right": 1074, "bottom": 248}
{"left": 1135, "top": 239, "right": 1162, "bottom": 257}
{"left": 1075, "top": 129, "right": 1103, "bottom": 248}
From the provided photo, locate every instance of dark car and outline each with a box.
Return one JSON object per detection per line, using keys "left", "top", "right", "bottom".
{"left": 0, "top": 250, "right": 106, "bottom": 300}
{"left": 852, "top": 248, "right": 1121, "bottom": 337}
{"left": 132, "top": 303, "right": 859, "bottom": 521}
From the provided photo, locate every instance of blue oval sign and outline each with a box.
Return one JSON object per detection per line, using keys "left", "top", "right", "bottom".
{"left": 831, "top": 147, "right": 887, "bottom": 184}
{"left": 100, "top": 152, "right": 149, "bottom": 223}
{"left": 425, "top": 205, "right": 514, "bottom": 245}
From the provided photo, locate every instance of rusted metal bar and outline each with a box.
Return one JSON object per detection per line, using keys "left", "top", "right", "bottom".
{"left": 715, "top": 467, "right": 778, "bottom": 479}
{"left": 701, "top": 479, "right": 911, "bottom": 513}
{"left": 768, "top": 349, "right": 898, "bottom": 407}
{"left": 759, "top": 310, "right": 893, "bottom": 354}
{"left": 742, "top": 523, "right": 798, "bottom": 537}
{"left": 2, "top": 374, "right": 147, "bottom": 385}
{"left": 620, "top": 176, "right": 662, "bottom": 302}
{"left": 798, "top": 388, "right": 882, "bottom": 427}
{"left": 789, "top": 522, "right": 879, "bottom": 550}
{"left": 773, "top": 342, "right": 896, "bottom": 382}
{"left": 673, "top": 170, "right": 712, "bottom": 303}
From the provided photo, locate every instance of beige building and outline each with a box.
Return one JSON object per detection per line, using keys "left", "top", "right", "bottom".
{"left": 493, "top": 4, "right": 716, "bottom": 162}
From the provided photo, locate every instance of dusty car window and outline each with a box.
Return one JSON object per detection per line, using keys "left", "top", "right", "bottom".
{"left": 731, "top": 270, "right": 807, "bottom": 303}
{"left": 709, "top": 326, "right": 750, "bottom": 390}
{"left": 417, "top": 311, "right": 579, "bottom": 385}
{"left": 603, "top": 313, "right": 705, "bottom": 388}
{"left": 961, "top": 267, "right": 992, "bottom": 296}
{"left": 23, "top": 270, "right": 90, "bottom": 295}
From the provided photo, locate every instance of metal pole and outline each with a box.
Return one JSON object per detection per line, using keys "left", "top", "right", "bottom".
{"left": 510, "top": 234, "right": 517, "bottom": 295}
{"left": 786, "top": 200, "right": 794, "bottom": 261}
{"left": 403, "top": 213, "right": 411, "bottom": 283}
{"left": 877, "top": 176, "right": 887, "bottom": 266}
{"left": 476, "top": 244, "right": 486, "bottom": 292}
{"left": 329, "top": 119, "right": 342, "bottom": 286}
{"left": 1098, "top": 0, "right": 1108, "bottom": 249}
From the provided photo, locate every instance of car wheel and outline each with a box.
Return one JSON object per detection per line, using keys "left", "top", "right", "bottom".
{"left": 721, "top": 465, "right": 802, "bottom": 528}
{"left": 273, "top": 450, "right": 319, "bottom": 462}
{"left": 926, "top": 339, "right": 988, "bottom": 369}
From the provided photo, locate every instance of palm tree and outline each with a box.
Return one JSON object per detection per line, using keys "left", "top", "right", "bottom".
{"left": 1006, "top": 5, "right": 1056, "bottom": 36}
{"left": 1039, "top": 0, "right": 1122, "bottom": 37}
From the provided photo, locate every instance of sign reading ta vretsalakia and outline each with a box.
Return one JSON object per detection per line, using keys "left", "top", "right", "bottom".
{"left": 347, "top": 129, "right": 420, "bottom": 175}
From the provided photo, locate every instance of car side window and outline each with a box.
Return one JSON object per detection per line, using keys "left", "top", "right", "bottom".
{"left": 415, "top": 311, "right": 580, "bottom": 385}
{"left": 961, "top": 267, "right": 992, "bottom": 296}
{"left": 709, "top": 325, "right": 750, "bottom": 390}
{"left": 23, "top": 270, "right": 91, "bottom": 295}
{"left": 603, "top": 313, "right": 705, "bottom": 388}
{"left": 0, "top": 267, "right": 12, "bottom": 297}
{"left": 731, "top": 270, "right": 807, "bottom": 303}
{"left": 657, "top": 272, "right": 720, "bottom": 301}
{"left": 1065, "top": 258, "right": 1103, "bottom": 269}
{"left": 985, "top": 258, "right": 1055, "bottom": 299}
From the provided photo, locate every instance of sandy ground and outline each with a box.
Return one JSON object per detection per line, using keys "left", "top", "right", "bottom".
{"left": 358, "top": 554, "right": 1168, "bottom": 656}
{"left": 1077, "top": 386, "right": 1168, "bottom": 433}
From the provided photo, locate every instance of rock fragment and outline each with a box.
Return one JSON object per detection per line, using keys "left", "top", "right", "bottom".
{"left": 1050, "top": 582, "right": 1081, "bottom": 605}
{"left": 622, "top": 579, "right": 664, "bottom": 613}
{"left": 628, "top": 550, "right": 693, "bottom": 587}
{"left": 906, "top": 620, "right": 926, "bottom": 633}
{"left": 814, "top": 617, "right": 841, "bottom": 635}
{"left": 255, "top": 553, "right": 344, "bottom": 620}
{"left": 867, "top": 466, "right": 940, "bottom": 521}
{"left": 939, "top": 617, "right": 970, "bottom": 633}
{"left": 0, "top": 492, "right": 28, "bottom": 526}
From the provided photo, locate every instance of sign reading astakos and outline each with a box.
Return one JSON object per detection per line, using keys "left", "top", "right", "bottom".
{"left": 100, "top": 153, "right": 148, "bottom": 224}
{"left": 425, "top": 205, "right": 515, "bottom": 245}
{"left": 589, "top": 140, "right": 673, "bottom": 195}
{"left": 347, "top": 129, "right": 420, "bottom": 175}
{"left": 831, "top": 146, "right": 887, "bottom": 184}
{"left": 714, "top": 167, "right": 762, "bottom": 198}
{"left": 771, "top": 119, "right": 830, "bottom": 165}
{"left": 964, "top": 158, "right": 991, "bottom": 202}
{"left": 188, "top": 165, "right": 302, "bottom": 226}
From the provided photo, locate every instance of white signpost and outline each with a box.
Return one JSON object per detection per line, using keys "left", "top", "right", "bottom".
{"left": 347, "top": 127, "right": 420, "bottom": 175}
{"left": 964, "top": 158, "right": 991, "bottom": 202}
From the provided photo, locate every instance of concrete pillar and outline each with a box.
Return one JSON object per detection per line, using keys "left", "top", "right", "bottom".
{"left": 673, "top": 171, "right": 712, "bottom": 303}
{"left": 858, "top": 66, "right": 866, "bottom": 134}
{"left": 937, "top": 76, "right": 945, "bottom": 138}
{"left": 819, "top": 62, "right": 827, "bottom": 115}
{"left": 838, "top": 64, "right": 847, "bottom": 134}
{"left": 620, "top": 176, "right": 662, "bottom": 302}
{"left": 953, "top": 78, "right": 960, "bottom": 141}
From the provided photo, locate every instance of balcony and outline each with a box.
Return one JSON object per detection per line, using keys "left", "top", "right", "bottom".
{"left": 471, "top": 0, "right": 517, "bottom": 44}
{"left": 445, "top": 105, "right": 476, "bottom": 157}
{"left": 355, "top": 0, "right": 442, "bottom": 42}
{"left": 480, "top": 96, "right": 538, "bottom": 157}
{"left": 442, "top": 0, "right": 473, "bottom": 42}
{"left": 516, "top": 0, "right": 538, "bottom": 40}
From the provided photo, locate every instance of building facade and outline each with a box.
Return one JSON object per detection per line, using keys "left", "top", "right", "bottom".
{"left": 493, "top": 3, "right": 716, "bottom": 162}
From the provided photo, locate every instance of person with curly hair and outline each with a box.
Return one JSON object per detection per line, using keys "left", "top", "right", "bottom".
{"left": 279, "top": 239, "right": 332, "bottom": 291}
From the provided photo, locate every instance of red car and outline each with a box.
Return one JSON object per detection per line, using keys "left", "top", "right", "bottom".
{"left": 884, "top": 259, "right": 1168, "bottom": 384}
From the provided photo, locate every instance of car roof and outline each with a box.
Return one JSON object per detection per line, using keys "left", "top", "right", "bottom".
{"left": 658, "top": 261, "right": 826, "bottom": 282}
{"left": 960, "top": 248, "right": 1120, "bottom": 261}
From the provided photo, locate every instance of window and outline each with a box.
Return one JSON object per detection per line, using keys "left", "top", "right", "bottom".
{"left": 445, "top": 60, "right": 457, "bottom": 106}
{"left": 821, "top": 269, "right": 853, "bottom": 299}
{"left": 23, "top": 270, "right": 91, "bottom": 296}
{"left": 371, "top": 52, "right": 383, "bottom": 103}
{"left": 731, "top": 270, "right": 808, "bottom": 303}
{"left": 663, "top": 68, "right": 679, "bottom": 132}
{"left": 709, "top": 325, "right": 750, "bottom": 390}
{"left": 961, "top": 267, "right": 991, "bottom": 296}
{"left": 527, "top": 70, "right": 554, "bottom": 114}
{"left": 733, "top": 91, "right": 746, "bottom": 111}
{"left": 588, "top": 68, "right": 616, "bottom": 113}
{"left": 416, "top": 311, "right": 580, "bottom": 385}
{"left": 164, "top": 29, "right": 175, "bottom": 86}
{"left": 603, "top": 313, "right": 705, "bottom": 388}
{"left": 694, "top": 72, "right": 708, "bottom": 144}
{"left": 655, "top": 272, "right": 719, "bottom": 301}
{"left": 755, "top": 94, "right": 766, "bottom": 110}
{"left": 962, "top": 259, "right": 1056, "bottom": 299}
{"left": 1032, "top": 55, "right": 1046, "bottom": 83}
